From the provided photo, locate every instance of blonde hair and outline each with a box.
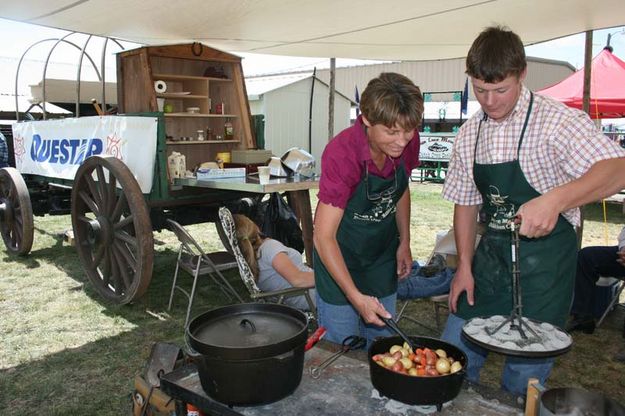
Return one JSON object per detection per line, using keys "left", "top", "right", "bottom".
{"left": 233, "top": 214, "right": 264, "bottom": 281}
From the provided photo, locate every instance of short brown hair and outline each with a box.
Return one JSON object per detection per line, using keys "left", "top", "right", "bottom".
{"left": 466, "top": 26, "right": 527, "bottom": 83}
{"left": 359, "top": 72, "right": 424, "bottom": 131}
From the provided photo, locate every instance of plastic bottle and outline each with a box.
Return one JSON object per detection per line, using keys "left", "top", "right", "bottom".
{"left": 224, "top": 118, "right": 234, "bottom": 140}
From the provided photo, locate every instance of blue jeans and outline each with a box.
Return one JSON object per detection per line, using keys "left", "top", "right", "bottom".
{"left": 441, "top": 313, "right": 554, "bottom": 396}
{"left": 397, "top": 261, "right": 454, "bottom": 299}
{"left": 316, "top": 292, "right": 396, "bottom": 349}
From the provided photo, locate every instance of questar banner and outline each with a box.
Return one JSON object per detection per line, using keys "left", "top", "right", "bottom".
{"left": 12, "top": 116, "right": 158, "bottom": 193}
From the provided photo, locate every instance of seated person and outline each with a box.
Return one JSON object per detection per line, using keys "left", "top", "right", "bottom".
{"left": 569, "top": 226, "right": 625, "bottom": 335}
{"left": 233, "top": 214, "right": 316, "bottom": 311}
{"left": 397, "top": 254, "right": 455, "bottom": 300}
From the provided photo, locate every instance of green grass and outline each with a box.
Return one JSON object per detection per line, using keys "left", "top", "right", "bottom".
{"left": 0, "top": 182, "right": 624, "bottom": 414}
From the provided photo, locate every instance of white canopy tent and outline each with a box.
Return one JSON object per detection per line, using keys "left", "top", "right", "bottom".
{"left": 1, "top": 0, "right": 625, "bottom": 60}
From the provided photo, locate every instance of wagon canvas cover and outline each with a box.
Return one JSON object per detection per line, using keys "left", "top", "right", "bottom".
{"left": 12, "top": 116, "right": 158, "bottom": 193}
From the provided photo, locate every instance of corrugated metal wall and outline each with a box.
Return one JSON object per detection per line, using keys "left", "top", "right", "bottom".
{"left": 261, "top": 78, "right": 351, "bottom": 172}
{"left": 313, "top": 57, "right": 575, "bottom": 102}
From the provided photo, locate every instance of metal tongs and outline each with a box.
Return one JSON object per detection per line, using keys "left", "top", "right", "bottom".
{"left": 485, "top": 220, "right": 540, "bottom": 343}
{"left": 309, "top": 335, "right": 366, "bottom": 379}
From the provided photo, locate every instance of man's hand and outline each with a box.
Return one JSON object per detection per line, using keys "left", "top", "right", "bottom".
{"left": 516, "top": 193, "right": 561, "bottom": 238}
{"left": 448, "top": 267, "right": 475, "bottom": 313}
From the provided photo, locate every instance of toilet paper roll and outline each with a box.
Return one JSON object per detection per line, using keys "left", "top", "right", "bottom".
{"left": 154, "top": 80, "right": 167, "bottom": 94}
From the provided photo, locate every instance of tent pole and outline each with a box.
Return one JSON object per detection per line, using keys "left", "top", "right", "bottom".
{"left": 578, "top": 30, "right": 594, "bottom": 249}
{"left": 329, "top": 57, "right": 336, "bottom": 140}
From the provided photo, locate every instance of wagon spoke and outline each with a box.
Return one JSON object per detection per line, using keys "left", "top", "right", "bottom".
{"left": 101, "top": 247, "right": 112, "bottom": 286}
{"left": 78, "top": 190, "right": 99, "bottom": 215}
{"left": 115, "top": 229, "right": 137, "bottom": 249}
{"left": 84, "top": 174, "right": 101, "bottom": 210}
{"left": 95, "top": 165, "right": 107, "bottom": 211}
{"left": 93, "top": 244, "right": 106, "bottom": 267}
{"left": 113, "top": 243, "right": 133, "bottom": 289}
{"left": 115, "top": 215, "right": 134, "bottom": 230}
{"left": 115, "top": 240, "right": 137, "bottom": 275}
{"left": 109, "top": 251, "right": 124, "bottom": 295}
{"left": 106, "top": 175, "right": 117, "bottom": 215}
{"left": 111, "top": 192, "right": 126, "bottom": 223}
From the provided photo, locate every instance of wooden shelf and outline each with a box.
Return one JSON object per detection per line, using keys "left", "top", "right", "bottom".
{"left": 164, "top": 113, "right": 238, "bottom": 118}
{"left": 167, "top": 140, "right": 240, "bottom": 145}
{"left": 157, "top": 93, "right": 208, "bottom": 99}
{"left": 153, "top": 73, "right": 232, "bottom": 82}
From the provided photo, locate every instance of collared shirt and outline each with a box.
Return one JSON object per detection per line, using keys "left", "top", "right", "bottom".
{"left": 442, "top": 86, "right": 625, "bottom": 226}
{"left": 317, "top": 116, "right": 420, "bottom": 209}
{"left": 0, "top": 132, "right": 8, "bottom": 168}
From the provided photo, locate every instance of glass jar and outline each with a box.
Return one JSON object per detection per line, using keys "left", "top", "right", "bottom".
{"left": 196, "top": 130, "right": 205, "bottom": 141}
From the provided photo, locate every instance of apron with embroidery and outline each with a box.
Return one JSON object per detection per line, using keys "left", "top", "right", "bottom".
{"left": 314, "top": 159, "right": 408, "bottom": 305}
{"left": 456, "top": 94, "right": 577, "bottom": 328}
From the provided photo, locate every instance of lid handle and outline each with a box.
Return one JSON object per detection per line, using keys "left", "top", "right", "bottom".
{"left": 239, "top": 318, "right": 257, "bottom": 333}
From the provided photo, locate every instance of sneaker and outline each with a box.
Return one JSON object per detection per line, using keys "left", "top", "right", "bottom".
{"left": 420, "top": 254, "right": 447, "bottom": 277}
{"left": 566, "top": 316, "right": 596, "bottom": 334}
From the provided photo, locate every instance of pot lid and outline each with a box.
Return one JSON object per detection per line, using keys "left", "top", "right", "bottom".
{"left": 187, "top": 303, "right": 307, "bottom": 358}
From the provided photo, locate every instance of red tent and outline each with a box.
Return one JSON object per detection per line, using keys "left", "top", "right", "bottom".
{"left": 537, "top": 48, "right": 625, "bottom": 119}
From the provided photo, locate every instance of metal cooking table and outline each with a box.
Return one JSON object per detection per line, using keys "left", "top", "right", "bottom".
{"left": 175, "top": 175, "right": 318, "bottom": 263}
{"left": 160, "top": 344, "right": 522, "bottom": 416}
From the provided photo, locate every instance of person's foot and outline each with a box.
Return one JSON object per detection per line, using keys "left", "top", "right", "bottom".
{"left": 566, "top": 316, "right": 596, "bottom": 334}
{"left": 614, "top": 350, "right": 625, "bottom": 363}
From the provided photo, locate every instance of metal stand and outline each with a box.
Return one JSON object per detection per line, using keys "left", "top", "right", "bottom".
{"left": 484, "top": 222, "right": 540, "bottom": 345}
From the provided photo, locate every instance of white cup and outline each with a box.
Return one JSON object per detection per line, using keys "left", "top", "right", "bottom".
{"left": 258, "top": 166, "right": 271, "bottom": 184}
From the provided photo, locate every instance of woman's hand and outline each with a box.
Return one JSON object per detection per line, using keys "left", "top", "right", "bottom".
{"left": 448, "top": 266, "right": 474, "bottom": 313}
{"left": 396, "top": 241, "right": 412, "bottom": 280}
{"left": 350, "top": 293, "right": 391, "bottom": 327}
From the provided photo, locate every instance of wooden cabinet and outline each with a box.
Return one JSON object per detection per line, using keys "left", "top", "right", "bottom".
{"left": 116, "top": 43, "right": 254, "bottom": 173}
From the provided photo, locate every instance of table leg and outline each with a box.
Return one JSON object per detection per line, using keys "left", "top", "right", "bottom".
{"left": 286, "top": 190, "right": 314, "bottom": 266}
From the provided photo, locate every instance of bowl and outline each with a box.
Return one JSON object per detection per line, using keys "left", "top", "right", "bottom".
{"left": 186, "top": 107, "right": 200, "bottom": 114}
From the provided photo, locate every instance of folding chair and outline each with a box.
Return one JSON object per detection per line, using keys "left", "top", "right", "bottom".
{"left": 217, "top": 206, "right": 317, "bottom": 319}
{"left": 596, "top": 277, "right": 625, "bottom": 329}
{"left": 397, "top": 294, "right": 449, "bottom": 333}
{"left": 166, "top": 219, "right": 243, "bottom": 327}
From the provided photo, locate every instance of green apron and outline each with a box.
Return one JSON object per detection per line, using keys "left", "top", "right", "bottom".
{"left": 456, "top": 93, "right": 577, "bottom": 328}
{"left": 314, "top": 159, "right": 409, "bottom": 305}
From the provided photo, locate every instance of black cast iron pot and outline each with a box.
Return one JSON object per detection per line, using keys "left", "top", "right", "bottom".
{"left": 369, "top": 336, "right": 467, "bottom": 409}
{"left": 186, "top": 303, "right": 308, "bottom": 406}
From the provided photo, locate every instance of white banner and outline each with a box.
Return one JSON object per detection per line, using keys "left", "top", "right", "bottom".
{"left": 12, "top": 116, "right": 158, "bottom": 193}
{"left": 419, "top": 135, "right": 455, "bottom": 162}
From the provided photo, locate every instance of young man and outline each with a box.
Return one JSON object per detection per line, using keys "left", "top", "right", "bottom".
{"left": 441, "top": 26, "right": 625, "bottom": 396}
{"left": 313, "top": 72, "right": 423, "bottom": 347}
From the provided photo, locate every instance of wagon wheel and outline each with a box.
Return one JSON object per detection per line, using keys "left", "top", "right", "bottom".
{"left": 71, "top": 156, "right": 154, "bottom": 304}
{"left": 0, "top": 167, "right": 34, "bottom": 255}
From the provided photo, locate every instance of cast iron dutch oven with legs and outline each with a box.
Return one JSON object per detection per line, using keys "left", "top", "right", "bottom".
{"left": 369, "top": 335, "right": 467, "bottom": 410}
{"left": 186, "top": 303, "right": 308, "bottom": 406}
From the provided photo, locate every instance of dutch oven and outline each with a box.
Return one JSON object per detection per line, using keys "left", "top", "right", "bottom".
{"left": 186, "top": 303, "right": 308, "bottom": 406}
{"left": 369, "top": 335, "right": 467, "bottom": 410}
{"left": 539, "top": 387, "right": 625, "bottom": 416}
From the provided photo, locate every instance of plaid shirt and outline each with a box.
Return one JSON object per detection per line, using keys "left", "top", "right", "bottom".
{"left": 0, "top": 132, "right": 8, "bottom": 168}
{"left": 442, "top": 86, "right": 625, "bottom": 226}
